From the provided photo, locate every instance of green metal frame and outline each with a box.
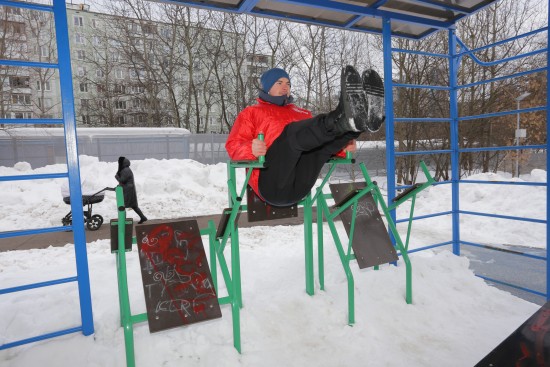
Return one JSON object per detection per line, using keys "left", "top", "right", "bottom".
{"left": 312, "top": 160, "right": 435, "bottom": 324}
{"left": 112, "top": 185, "right": 244, "bottom": 366}
{"left": 112, "top": 157, "right": 434, "bottom": 362}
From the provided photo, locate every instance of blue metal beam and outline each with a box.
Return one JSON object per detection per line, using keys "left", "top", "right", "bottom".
{"left": 0, "top": 60, "right": 58, "bottom": 69}
{"left": 238, "top": 0, "right": 259, "bottom": 12}
{"left": 0, "top": 118, "right": 64, "bottom": 125}
{"left": 0, "top": 277, "right": 77, "bottom": 295}
{"left": 270, "top": 0, "right": 453, "bottom": 29}
{"left": 0, "top": 0, "right": 52, "bottom": 12}
{"left": 412, "top": 0, "right": 470, "bottom": 14}
{"left": 370, "top": 0, "right": 390, "bottom": 8}
{"left": 0, "top": 172, "right": 68, "bottom": 182}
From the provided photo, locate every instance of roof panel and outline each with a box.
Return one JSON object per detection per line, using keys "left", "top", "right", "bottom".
{"left": 157, "top": 0, "right": 499, "bottom": 38}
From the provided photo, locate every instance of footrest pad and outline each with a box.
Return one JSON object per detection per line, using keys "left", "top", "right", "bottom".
{"left": 392, "top": 183, "right": 424, "bottom": 203}
{"left": 330, "top": 182, "right": 398, "bottom": 269}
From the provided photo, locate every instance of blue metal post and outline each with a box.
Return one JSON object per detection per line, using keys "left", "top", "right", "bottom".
{"left": 53, "top": 0, "right": 94, "bottom": 335}
{"left": 546, "top": 3, "right": 549, "bottom": 301}
{"left": 382, "top": 18, "right": 396, "bottom": 214}
{"left": 448, "top": 28, "right": 461, "bottom": 256}
{"left": 382, "top": 17, "right": 403, "bottom": 261}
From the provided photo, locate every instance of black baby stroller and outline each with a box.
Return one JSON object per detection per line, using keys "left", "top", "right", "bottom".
{"left": 62, "top": 187, "right": 114, "bottom": 230}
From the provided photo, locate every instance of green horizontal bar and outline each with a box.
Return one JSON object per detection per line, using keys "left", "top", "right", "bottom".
{"left": 218, "top": 296, "right": 232, "bottom": 305}
{"left": 130, "top": 313, "right": 148, "bottom": 324}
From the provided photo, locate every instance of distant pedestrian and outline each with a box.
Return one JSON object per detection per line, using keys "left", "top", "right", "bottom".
{"left": 115, "top": 156, "right": 148, "bottom": 224}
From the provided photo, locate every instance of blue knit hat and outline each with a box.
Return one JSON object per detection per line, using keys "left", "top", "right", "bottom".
{"left": 260, "top": 68, "right": 290, "bottom": 92}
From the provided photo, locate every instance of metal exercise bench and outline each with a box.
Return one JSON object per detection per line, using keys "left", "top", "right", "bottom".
{"left": 111, "top": 151, "right": 435, "bottom": 366}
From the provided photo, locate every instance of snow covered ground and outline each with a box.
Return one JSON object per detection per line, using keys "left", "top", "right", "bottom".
{"left": 0, "top": 156, "right": 545, "bottom": 366}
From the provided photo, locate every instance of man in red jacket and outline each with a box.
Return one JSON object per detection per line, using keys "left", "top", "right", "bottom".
{"left": 226, "top": 65, "right": 384, "bottom": 206}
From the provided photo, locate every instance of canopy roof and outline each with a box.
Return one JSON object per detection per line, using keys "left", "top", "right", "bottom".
{"left": 157, "top": 0, "right": 498, "bottom": 39}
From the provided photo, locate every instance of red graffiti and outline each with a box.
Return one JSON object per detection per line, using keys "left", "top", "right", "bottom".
{"left": 140, "top": 223, "right": 215, "bottom": 323}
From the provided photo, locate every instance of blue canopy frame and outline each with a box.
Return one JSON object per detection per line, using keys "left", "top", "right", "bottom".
{"left": 0, "top": 0, "right": 547, "bottom": 352}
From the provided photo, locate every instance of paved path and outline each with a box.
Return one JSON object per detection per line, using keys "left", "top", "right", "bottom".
{"left": 0, "top": 208, "right": 317, "bottom": 252}
{"left": 462, "top": 244, "right": 547, "bottom": 306}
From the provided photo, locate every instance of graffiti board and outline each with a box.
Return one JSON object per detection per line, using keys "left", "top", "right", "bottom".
{"left": 136, "top": 219, "right": 221, "bottom": 333}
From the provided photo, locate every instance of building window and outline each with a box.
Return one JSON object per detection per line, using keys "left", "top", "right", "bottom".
{"left": 96, "top": 69, "right": 105, "bottom": 78}
{"left": 74, "top": 16, "right": 83, "bottom": 27}
{"left": 77, "top": 50, "right": 86, "bottom": 60}
{"left": 115, "top": 100, "right": 127, "bottom": 110}
{"left": 132, "top": 99, "right": 143, "bottom": 108}
{"left": 77, "top": 67, "right": 87, "bottom": 77}
{"left": 111, "top": 52, "right": 120, "bottom": 62}
{"left": 115, "top": 69, "right": 124, "bottom": 79}
{"left": 75, "top": 33, "right": 85, "bottom": 44}
{"left": 79, "top": 83, "right": 88, "bottom": 92}
{"left": 131, "top": 85, "right": 145, "bottom": 94}
{"left": 134, "top": 114, "right": 146, "bottom": 124}
{"left": 96, "top": 84, "right": 106, "bottom": 93}
{"left": 14, "top": 112, "right": 32, "bottom": 119}
{"left": 39, "top": 46, "right": 49, "bottom": 58}
{"left": 93, "top": 35, "right": 101, "bottom": 46}
{"left": 117, "top": 115, "right": 125, "bottom": 124}
{"left": 82, "top": 115, "right": 90, "bottom": 124}
{"left": 12, "top": 94, "right": 31, "bottom": 105}
{"left": 81, "top": 99, "right": 89, "bottom": 108}
{"left": 9, "top": 76, "right": 30, "bottom": 88}
{"left": 130, "top": 69, "right": 145, "bottom": 79}
{"left": 7, "top": 7, "right": 22, "bottom": 15}
{"left": 114, "top": 84, "right": 126, "bottom": 94}
{"left": 91, "top": 19, "right": 98, "bottom": 29}
{"left": 99, "top": 100, "right": 107, "bottom": 109}
{"left": 36, "top": 81, "right": 51, "bottom": 91}
{"left": 38, "top": 98, "right": 53, "bottom": 108}
{"left": 142, "top": 24, "right": 156, "bottom": 34}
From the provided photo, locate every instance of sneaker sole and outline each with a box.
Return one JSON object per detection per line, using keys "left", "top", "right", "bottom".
{"left": 362, "top": 69, "right": 385, "bottom": 133}
{"left": 341, "top": 65, "right": 368, "bottom": 132}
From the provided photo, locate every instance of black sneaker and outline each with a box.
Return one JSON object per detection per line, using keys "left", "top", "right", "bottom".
{"left": 340, "top": 65, "right": 369, "bottom": 132}
{"left": 362, "top": 69, "right": 385, "bottom": 132}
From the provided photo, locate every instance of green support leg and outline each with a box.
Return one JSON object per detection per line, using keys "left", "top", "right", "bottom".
{"left": 319, "top": 195, "right": 355, "bottom": 325}
{"left": 114, "top": 186, "right": 136, "bottom": 367}
{"left": 317, "top": 194, "right": 325, "bottom": 291}
{"left": 303, "top": 194, "right": 314, "bottom": 295}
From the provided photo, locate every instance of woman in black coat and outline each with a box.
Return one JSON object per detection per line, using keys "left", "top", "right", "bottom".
{"left": 115, "top": 156, "right": 148, "bottom": 224}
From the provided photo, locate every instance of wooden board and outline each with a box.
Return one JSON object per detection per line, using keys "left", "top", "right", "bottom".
{"left": 329, "top": 182, "right": 398, "bottom": 269}
{"left": 246, "top": 185, "right": 298, "bottom": 222}
{"left": 216, "top": 207, "right": 241, "bottom": 239}
{"left": 475, "top": 300, "right": 550, "bottom": 366}
{"left": 135, "top": 219, "right": 221, "bottom": 333}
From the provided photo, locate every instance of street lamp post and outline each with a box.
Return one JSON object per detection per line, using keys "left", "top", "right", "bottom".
{"left": 515, "top": 92, "right": 531, "bottom": 177}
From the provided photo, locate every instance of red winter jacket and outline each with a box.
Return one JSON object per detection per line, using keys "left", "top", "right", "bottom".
{"left": 225, "top": 98, "right": 345, "bottom": 198}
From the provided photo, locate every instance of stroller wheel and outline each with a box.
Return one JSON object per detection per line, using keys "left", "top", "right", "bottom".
{"left": 62, "top": 218, "right": 72, "bottom": 226}
{"left": 87, "top": 214, "right": 104, "bottom": 231}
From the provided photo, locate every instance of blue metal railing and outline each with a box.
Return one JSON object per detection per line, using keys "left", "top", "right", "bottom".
{"left": 0, "top": 0, "right": 94, "bottom": 351}
{"left": 388, "top": 21, "right": 548, "bottom": 301}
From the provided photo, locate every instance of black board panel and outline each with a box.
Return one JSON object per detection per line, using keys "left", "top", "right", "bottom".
{"left": 330, "top": 182, "right": 398, "bottom": 269}
{"left": 136, "top": 219, "right": 221, "bottom": 333}
{"left": 246, "top": 185, "right": 298, "bottom": 222}
{"left": 110, "top": 218, "right": 133, "bottom": 253}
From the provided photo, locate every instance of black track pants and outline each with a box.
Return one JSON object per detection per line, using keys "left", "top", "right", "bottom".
{"left": 258, "top": 115, "right": 359, "bottom": 206}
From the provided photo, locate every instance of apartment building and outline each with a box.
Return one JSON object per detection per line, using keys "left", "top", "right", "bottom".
{"left": 1, "top": 3, "right": 269, "bottom": 133}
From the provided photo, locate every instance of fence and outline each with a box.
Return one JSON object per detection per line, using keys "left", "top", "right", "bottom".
{"left": 0, "top": 131, "right": 545, "bottom": 181}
